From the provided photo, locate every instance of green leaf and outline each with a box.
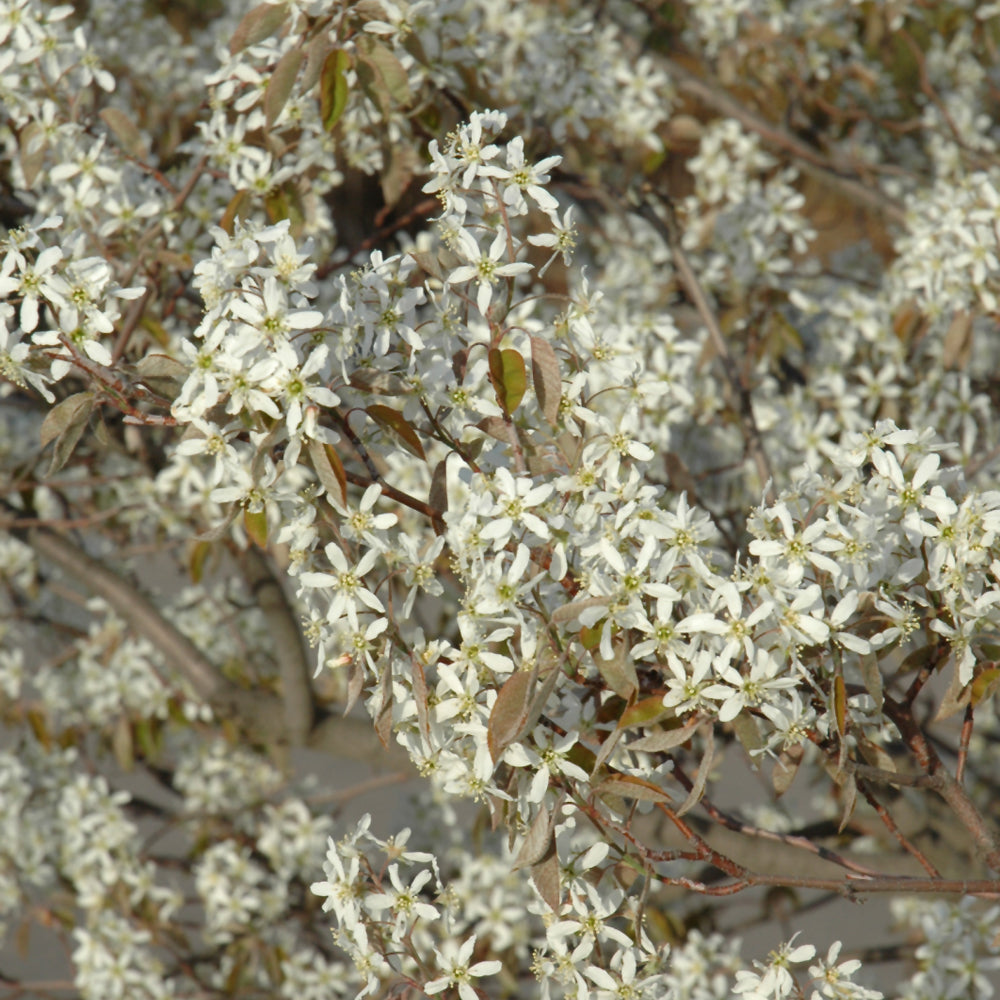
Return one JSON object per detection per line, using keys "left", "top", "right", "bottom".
{"left": 112, "top": 714, "right": 134, "bottom": 771}
{"left": 489, "top": 347, "right": 528, "bottom": 417}
{"left": 188, "top": 540, "right": 212, "bottom": 584}
{"left": 264, "top": 180, "right": 305, "bottom": 232}
{"left": 580, "top": 624, "right": 601, "bottom": 651}
{"left": 319, "top": 50, "right": 351, "bottom": 132}
{"left": 619, "top": 695, "right": 673, "bottom": 731}
{"left": 972, "top": 666, "right": 1000, "bottom": 707}
{"left": 244, "top": 507, "right": 268, "bottom": 548}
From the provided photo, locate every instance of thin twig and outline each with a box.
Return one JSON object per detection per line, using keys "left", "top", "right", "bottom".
{"left": 659, "top": 55, "right": 906, "bottom": 225}
{"left": 670, "top": 761, "right": 881, "bottom": 878}
{"left": 855, "top": 779, "right": 941, "bottom": 878}
{"left": 15, "top": 523, "right": 287, "bottom": 745}
{"left": 630, "top": 192, "right": 775, "bottom": 500}
{"left": 883, "top": 694, "right": 1000, "bottom": 872}
{"left": 957, "top": 701, "right": 974, "bottom": 785}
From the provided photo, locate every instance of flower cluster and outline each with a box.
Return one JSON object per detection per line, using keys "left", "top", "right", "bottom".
{"left": 2, "top": 1, "right": 1000, "bottom": 999}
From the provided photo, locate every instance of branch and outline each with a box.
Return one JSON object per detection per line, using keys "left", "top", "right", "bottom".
{"left": 881, "top": 696, "right": 1000, "bottom": 872}
{"left": 630, "top": 192, "right": 775, "bottom": 500}
{"left": 13, "top": 523, "right": 287, "bottom": 746}
{"left": 670, "top": 761, "right": 881, "bottom": 878}
{"left": 660, "top": 56, "right": 907, "bottom": 226}
{"left": 238, "top": 546, "right": 315, "bottom": 745}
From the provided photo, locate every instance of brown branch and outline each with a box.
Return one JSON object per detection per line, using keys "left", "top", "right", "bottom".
{"left": 14, "top": 524, "right": 287, "bottom": 746}
{"left": 883, "top": 694, "right": 1000, "bottom": 872}
{"left": 344, "top": 469, "right": 445, "bottom": 530}
{"left": 631, "top": 193, "right": 775, "bottom": 500}
{"left": 855, "top": 779, "right": 941, "bottom": 878}
{"left": 670, "top": 761, "right": 881, "bottom": 878}
{"left": 957, "top": 701, "right": 974, "bottom": 785}
{"left": 238, "top": 546, "right": 315, "bottom": 745}
{"left": 671, "top": 871, "right": 1000, "bottom": 898}
{"left": 659, "top": 56, "right": 906, "bottom": 225}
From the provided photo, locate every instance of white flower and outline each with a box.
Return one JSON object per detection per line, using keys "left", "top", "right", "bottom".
{"left": 447, "top": 229, "right": 533, "bottom": 315}
{"left": 299, "top": 544, "right": 385, "bottom": 629}
{"left": 424, "top": 934, "right": 501, "bottom": 1000}
{"left": 709, "top": 648, "right": 799, "bottom": 723}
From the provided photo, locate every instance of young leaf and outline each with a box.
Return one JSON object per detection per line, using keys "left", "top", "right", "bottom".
{"left": 591, "top": 639, "right": 638, "bottom": 700}
{"left": 41, "top": 392, "right": 94, "bottom": 476}
{"left": 380, "top": 142, "right": 418, "bottom": 212}
{"left": 619, "top": 695, "right": 673, "bottom": 731}
{"left": 41, "top": 392, "right": 94, "bottom": 449}
{"left": 595, "top": 772, "right": 673, "bottom": 805}
{"left": 833, "top": 674, "right": 847, "bottom": 736}
{"left": 838, "top": 773, "right": 858, "bottom": 833}
{"left": 772, "top": 743, "right": 804, "bottom": 797}
{"left": 18, "top": 121, "right": 46, "bottom": 188}
{"left": 476, "top": 416, "right": 519, "bottom": 447}
{"left": 356, "top": 36, "right": 412, "bottom": 112}
{"left": 858, "top": 652, "right": 883, "bottom": 710}
{"left": 308, "top": 439, "right": 347, "bottom": 506}
{"left": 489, "top": 347, "right": 527, "bottom": 417}
{"left": 319, "top": 50, "right": 351, "bottom": 132}
{"left": 367, "top": 404, "right": 426, "bottom": 459}
{"left": 531, "top": 843, "right": 561, "bottom": 912}
{"left": 428, "top": 459, "right": 449, "bottom": 534}
{"left": 675, "top": 724, "right": 714, "bottom": 817}
{"left": 265, "top": 46, "right": 303, "bottom": 129}
{"left": 99, "top": 108, "right": 148, "bottom": 159}
{"left": 972, "top": 666, "right": 1000, "bottom": 707}
{"left": 513, "top": 803, "right": 554, "bottom": 870}
{"left": 188, "top": 540, "right": 211, "bottom": 584}
{"left": 229, "top": 2, "right": 288, "bottom": 55}
{"left": 629, "top": 716, "right": 700, "bottom": 753}
{"left": 411, "top": 657, "right": 430, "bottom": 746}
{"left": 730, "top": 710, "right": 764, "bottom": 755}
{"left": 487, "top": 669, "right": 534, "bottom": 764}
{"left": 244, "top": 507, "right": 268, "bottom": 549}
{"left": 529, "top": 336, "right": 561, "bottom": 424}
{"left": 220, "top": 190, "right": 251, "bottom": 235}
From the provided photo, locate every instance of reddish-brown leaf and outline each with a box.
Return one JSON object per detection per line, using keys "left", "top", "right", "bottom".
{"left": 529, "top": 335, "right": 561, "bottom": 424}
{"left": 229, "top": 2, "right": 287, "bottom": 54}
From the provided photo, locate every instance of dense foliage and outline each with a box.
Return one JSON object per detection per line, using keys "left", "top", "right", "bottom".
{"left": 2, "top": 1, "right": 1000, "bottom": 998}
